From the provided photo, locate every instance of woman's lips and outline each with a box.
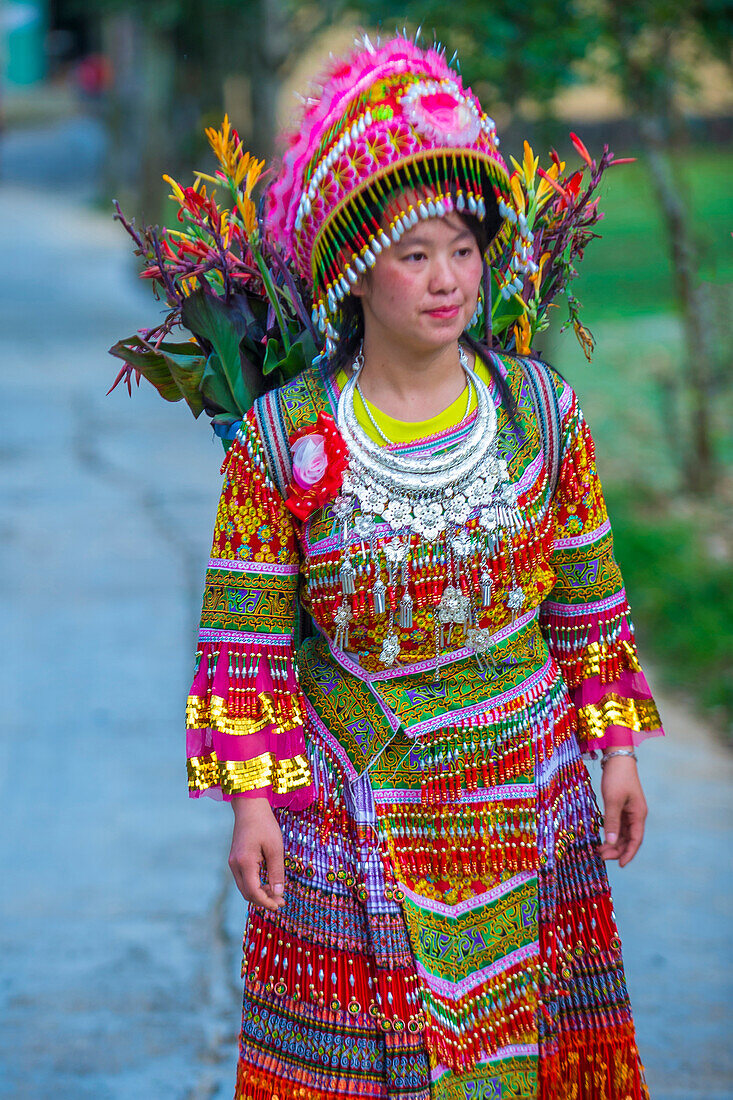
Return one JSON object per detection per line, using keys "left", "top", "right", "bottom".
{"left": 425, "top": 305, "right": 460, "bottom": 318}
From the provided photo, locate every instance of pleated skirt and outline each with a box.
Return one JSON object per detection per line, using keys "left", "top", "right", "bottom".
{"left": 234, "top": 658, "right": 649, "bottom": 1100}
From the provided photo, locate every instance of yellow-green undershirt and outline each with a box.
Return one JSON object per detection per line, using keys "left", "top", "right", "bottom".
{"left": 335, "top": 356, "right": 492, "bottom": 445}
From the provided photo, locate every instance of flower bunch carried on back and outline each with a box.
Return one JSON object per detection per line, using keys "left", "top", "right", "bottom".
{"left": 109, "top": 116, "right": 632, "bottom": 442}
{"left": 109, "top": 116, "right": 317, "bottom": 442}
{"left": 487, "top": 134, "right": 634, "bottom": 361}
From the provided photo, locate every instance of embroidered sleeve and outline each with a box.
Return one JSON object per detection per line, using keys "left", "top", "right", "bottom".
{"left": 539, "top": 386, "right": 664, "bottom": 754}
{"left": 186, "top": 411, "right": 314, "bottom": 806}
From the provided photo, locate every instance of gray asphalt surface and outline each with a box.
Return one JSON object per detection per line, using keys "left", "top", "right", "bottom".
{"left": 0, "top": 185, "right": 730, "bottom": 1099}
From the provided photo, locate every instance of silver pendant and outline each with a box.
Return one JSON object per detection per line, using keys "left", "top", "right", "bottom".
{"left": 334, "top": 602, "right": 353, "bottom": 649}
{"left": 437, "top": 584, "right": 460, "bottom": 624}
{"left": 399, "top": 593, "right": 413, "bottom": 629}
{"left": 458, "top": 593, "right": 472, "bottom": 626}
{"left": 379, "top": 631, "right": 400, "bottom": 667}
{"left": 332, "top": 494, "right": 354, "bottom": 521}
{"left": 481, "top": 571, "right": 493, "bottom": 608}
{"left": 466, "top": 625, "right": 493, "bottom": 655}
{"left": 383, "top": 536, "right": 408, "bottom": 565}
{"left": 372, "top": 576, "right": 386, "bottom": 616}
{"left": 340, "top": 557, "right": 356, "bottom": 595}
{"left": 508, "top": 585, "right": 524, "bottom": 613}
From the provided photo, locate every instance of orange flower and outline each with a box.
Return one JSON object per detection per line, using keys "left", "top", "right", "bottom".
{"left": 204, "top": 114, "right": 264, "bottom": 242}
{"left": 163, "top": 173, "right": 185, "bottom": 204}
{"left": 236, "top": 193, "right": 257, "bottom": 240}
{"left": 536, "top": 162, "right": 565, "bottom": 208}
{"left": 509, "top": 173, "right": 526, "bottom": 215}
{"left": 530, "top": 251, "right": 551, "bottom": 292}
{"left": 205, "top": 115, "right": 242, "bottom": 178}
{"left": 509, "top": 140, "right": 539, "bottom": 190}
{"left": 537, "top": 168, "right": 569, "bottom": 203}
{"left": 513, "top": 312, "right": 532, "bottom": 355}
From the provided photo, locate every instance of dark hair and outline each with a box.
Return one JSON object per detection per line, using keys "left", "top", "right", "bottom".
{"left": 326, "top": 205, "right": 520, "bottom": 432}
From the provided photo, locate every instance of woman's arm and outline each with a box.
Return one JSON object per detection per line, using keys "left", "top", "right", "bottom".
{"left": 599, "top": 754, "right": 647, "bottom": 866}
{"left": 186, "top": 413, "right": 314, "bottom": 902}
{"left": 229, "top": 796, "right": 286, "bottom": 911}
{"left": 186, "top": 413, "right": 314, "bottom": 807}
{"left": 538, "top": 381, "right": 663, "bottom": 865}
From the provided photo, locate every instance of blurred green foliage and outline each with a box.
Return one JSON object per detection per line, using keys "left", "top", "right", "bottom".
{"left": 607, "top": 487, "right": 733, "bottom": 729}
{"left": 541, "top": 145, "right": 732, "bottom": 732}
{"left": 572, "top": 149, "right": 733, "bottom": 320}
{"left": 353, "top": 0, "right": 595, "bottom": 104}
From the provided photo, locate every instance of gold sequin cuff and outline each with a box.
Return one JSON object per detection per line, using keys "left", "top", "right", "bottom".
{"left": 187, "top": 750, "right": 313, "bottom": 795}
{"left": 186, "top": 691, "right": 305, "bottom": 737}
{"left": 574, "top": 640, "right": 641, "bottom": 681}
{"left": 576, "top": 692, "right": 662, "bottom": 745}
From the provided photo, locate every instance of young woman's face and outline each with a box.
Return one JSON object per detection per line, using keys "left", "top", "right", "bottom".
{"left": 351, "top": 212, "right": 483, "bottom": 354}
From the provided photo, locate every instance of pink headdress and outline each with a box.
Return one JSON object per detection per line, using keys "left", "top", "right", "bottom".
{"left": 266, "top": 34, "right": 511, "bottom": 346}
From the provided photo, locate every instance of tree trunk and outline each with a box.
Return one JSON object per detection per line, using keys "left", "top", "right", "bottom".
{"left": 606, "top": 12, "right": 719, "bottom": 496}
{"left": 101, "top": 12, "right": 145, "bottom": 210}
{"left": 138, "top": 28, "right": 176, "bottom": 224}
{"left": 637, "top": 116, "right": 717, "bottom": 496}
{"left": 101, "top": 12, "right": 176, "bottom": 225}
{"left": 246, "top": 0, "right": 292, "bottom": 160}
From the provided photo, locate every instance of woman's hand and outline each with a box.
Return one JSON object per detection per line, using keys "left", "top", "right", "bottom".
{"left": 599, "top": 755, "right": 647, "bottom": 867}
{"left": 228, "top": 796, "right": 286, "bottom": 911}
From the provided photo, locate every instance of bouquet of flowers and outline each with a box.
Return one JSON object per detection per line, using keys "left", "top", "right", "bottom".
{"left": 109, "top": 117, "right": 318, "bottom": 440}
{"left": 109, "top": 117, "right": 631, "bottom": 443}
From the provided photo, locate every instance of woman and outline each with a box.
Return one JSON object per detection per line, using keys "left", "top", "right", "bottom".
{"left": 185, "top": 36, "right": 663, "bottom": 1099}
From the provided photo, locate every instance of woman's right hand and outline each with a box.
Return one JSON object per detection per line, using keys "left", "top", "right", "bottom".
{"left": 228, "top": 796, "right": 286, "bottom": 911}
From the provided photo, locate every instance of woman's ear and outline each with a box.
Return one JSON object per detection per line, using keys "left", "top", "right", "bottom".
{"left": 350, "top": 274, "right": 366, "bottom": 299}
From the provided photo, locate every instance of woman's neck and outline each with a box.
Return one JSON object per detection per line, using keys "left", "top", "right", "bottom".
{"left": 356, "top": 335, "right": 474, "bottom": 423}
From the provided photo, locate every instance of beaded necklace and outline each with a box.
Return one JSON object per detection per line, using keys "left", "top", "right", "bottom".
{"left": 331, "top": 344, "right": 525, "bottom": 674}
{"left": 353, "top": 347, "right": 474, "bottom": 448}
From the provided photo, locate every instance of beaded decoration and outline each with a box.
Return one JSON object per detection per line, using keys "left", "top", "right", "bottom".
{"left": 267, "top": 35, "right": 512, "bottom": 351}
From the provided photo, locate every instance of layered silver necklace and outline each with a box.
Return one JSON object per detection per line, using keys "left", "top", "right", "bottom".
{"left": 332, "top": 343, "right": 523, "bottom": 670}
{"left": 353, "top": 346, "right": 474, "bottom": 446}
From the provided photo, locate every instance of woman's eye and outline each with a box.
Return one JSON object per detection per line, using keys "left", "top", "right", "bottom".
{"left": 456, "top": 246, "right": 474, "bottom": 258}
{"left": 403, "top": 251, "right": 426, "bottom": 262}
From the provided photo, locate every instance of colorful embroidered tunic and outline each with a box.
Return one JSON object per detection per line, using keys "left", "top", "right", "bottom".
{"left": 186, "top": 353, "right": 662, "bottom": 1100}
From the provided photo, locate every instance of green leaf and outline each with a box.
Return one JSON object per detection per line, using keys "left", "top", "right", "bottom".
{"left": 109, "top": 337, "right": 206, "bottom": 417}
{"left": 261, "top": 331, "right": 318, "bottom": 381}
{"left": 490, "top": 269, "right": 524, "bottom": 336}
{"left": 211, "top": 411, "right": 242, "bottom": 427}
{"left": 180, "top": 289, "right": 265, "bottom": 415}
{"left": 200, "top": 351, "right": 238, "bottom": 416}
{"left": 491, "top": 293, "right": 524, "bottom": 335}
{"left": 277, "top": 331, "right": 318, "bottom": 381}
{"left": 262, "top": 337, "right": 283, "bottom": 376}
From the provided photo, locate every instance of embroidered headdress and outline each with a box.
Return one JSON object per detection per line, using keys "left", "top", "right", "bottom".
{"left": 266, "top": 35, "right": 512, "bottom": 345}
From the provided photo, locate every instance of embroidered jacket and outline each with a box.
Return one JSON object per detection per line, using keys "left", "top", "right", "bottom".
{"left": 185, "top": 354, "right": 663, "bottom": 804}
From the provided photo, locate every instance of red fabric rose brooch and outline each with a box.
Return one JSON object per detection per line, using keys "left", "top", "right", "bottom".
{"left": 284, "top": 412, "right": 349, "bottom": 521}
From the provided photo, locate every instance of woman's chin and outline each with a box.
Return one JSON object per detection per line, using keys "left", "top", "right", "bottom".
{"left": 417, "top": 314, "right": 469, "bottom": 346}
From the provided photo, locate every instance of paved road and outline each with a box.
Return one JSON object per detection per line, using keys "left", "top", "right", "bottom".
{"left": 0, "top": 186, "right": 730, "bottom": 1099}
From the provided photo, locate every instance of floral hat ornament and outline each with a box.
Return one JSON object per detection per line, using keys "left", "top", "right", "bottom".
{"left": 266, "top": 34, "right": 514, "bottom": 351}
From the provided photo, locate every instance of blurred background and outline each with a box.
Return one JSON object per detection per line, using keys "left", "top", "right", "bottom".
{"left": 1, "top": 1, "right": 731, "bottom": 1097}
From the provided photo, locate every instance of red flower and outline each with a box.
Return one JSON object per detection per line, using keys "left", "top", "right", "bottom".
{"left": 284, "top": 412, "right": 349, "bottom": 521}
{"left": 570, "top": 131, "right": 593, "bottom": 167}
{"left": 553, "top": 170, "right": 584, "bottom": 213}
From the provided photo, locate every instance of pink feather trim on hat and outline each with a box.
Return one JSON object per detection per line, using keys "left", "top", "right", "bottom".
{"left": 267, "top": 37, "right": 452, "bottom": 250}
{"left": 264, "top": 33, "right": 511, "bottom": 343}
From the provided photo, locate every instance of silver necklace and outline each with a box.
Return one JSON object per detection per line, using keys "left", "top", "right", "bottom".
{"left": 338, "top": 347, "right": 496, "bottom": 486}
{"left": 330, "top": 342, "right": 525, "bottom": 669}
{"left": 354, "top": 357, "right": 474, "bottom": 447}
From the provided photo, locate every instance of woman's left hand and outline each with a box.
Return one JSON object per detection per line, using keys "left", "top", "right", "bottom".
{"left": 599, "top": 755, "right": 647, "bottom": 867}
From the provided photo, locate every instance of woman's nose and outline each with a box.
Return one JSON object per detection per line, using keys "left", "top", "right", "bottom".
{"left": 428, "top": 257, "right": 457, "bottom": 294}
